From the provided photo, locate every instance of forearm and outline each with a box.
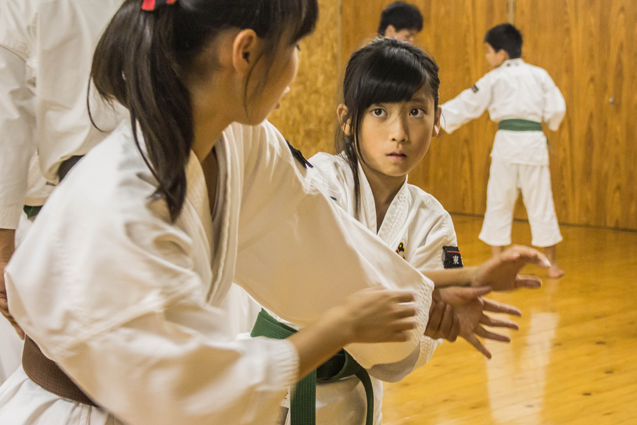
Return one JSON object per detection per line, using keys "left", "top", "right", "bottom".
{"left": 422, "top": 267, "right": 477, "bottom": 288}
{"left": 288, "top": 307, "right": 350, "bottom": 381}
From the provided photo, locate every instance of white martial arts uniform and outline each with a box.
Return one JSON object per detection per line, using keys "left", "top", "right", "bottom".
{"left": 0, "top": 120, "right": 435, "bottom": 425}
{"left": 441, "top": 58, "right": 566, "bottom": 247}
{"left": 0, "top": 0, "right": 125, "bottom": 385}
{"left": 240, "top": 152, "right": 458, "bottom": 425}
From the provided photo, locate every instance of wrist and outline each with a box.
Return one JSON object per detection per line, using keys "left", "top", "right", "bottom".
{"left": 467, "top": 266, "right": 481, "bottom": 287}
{"left": 321, "top": 305, "right": 355, "bottom": 347}
{"left": 0, "top": 229, "right": 16, "bottom": 262}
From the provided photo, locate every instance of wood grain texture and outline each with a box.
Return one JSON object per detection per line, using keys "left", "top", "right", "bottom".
{"left": 268, "top": 0, "right": 341, "bottom": 157}
{"left": 381, "top": 215, "right": 637, "bottom": 424}
{"left": 340, "top": 0, "right": 637, "bottom": 230}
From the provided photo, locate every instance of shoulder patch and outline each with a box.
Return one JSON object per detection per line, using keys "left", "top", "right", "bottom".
{"left": 471, "top": 84, "right": 480, "bottom": 93}
{"left": 286, "top": 140, "right": 313, "bottom": 169}
{"left": 442, "top": 246, "right": 463, "bottom": 269}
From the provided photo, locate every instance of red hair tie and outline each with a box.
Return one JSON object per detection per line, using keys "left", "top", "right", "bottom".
{"left": 142, "top": 0, "right": 177, "bottom": 11}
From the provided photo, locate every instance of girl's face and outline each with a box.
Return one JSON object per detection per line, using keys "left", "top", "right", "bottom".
{"left": 355, "top": 87, "right": 441, "bottom": 179}
{"left": 244, "top": 39, "right": 299, "bottom": 124}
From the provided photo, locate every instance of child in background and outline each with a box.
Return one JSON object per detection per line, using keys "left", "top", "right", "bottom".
{"left": 377, "top": 1, "right": 423, "bottom": 45}
{"left": 441, "top": 23, "right": 566, "bottom": 278}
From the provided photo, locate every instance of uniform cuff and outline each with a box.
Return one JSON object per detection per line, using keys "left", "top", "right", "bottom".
{"left": 265, "top": 339, "right": 299, "bottom": 390}
{"left": 0, "top": 206, "right": 22, "bottom": 229}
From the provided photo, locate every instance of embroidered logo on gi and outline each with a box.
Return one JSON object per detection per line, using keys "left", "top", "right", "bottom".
{"left": 471, "top": 84, "right": 479, "bottom": 93}
{"left": 442, "top": 246, "right": 463, "bottom": 269}
{"left": 396, "top": 242, "right": 406, "bottom": 259}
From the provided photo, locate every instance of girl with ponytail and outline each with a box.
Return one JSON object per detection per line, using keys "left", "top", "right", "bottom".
{"left": 0, "top": 2, "right": 549, "bottom": 424}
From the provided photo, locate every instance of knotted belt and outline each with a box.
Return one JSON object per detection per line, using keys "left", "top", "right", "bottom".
{"left": 251, "top": 309, "right": 374, "bottom": 425}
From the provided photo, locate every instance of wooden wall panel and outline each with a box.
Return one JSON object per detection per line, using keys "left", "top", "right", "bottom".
{"left": 268, "top": 0, "right": 341, "bottom": 157}
{"left": 516, "top": 0, "right": 637, "bottom": 229}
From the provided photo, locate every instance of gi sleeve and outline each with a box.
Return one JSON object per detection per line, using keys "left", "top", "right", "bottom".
{"left": 540, "top": 71, "right": 566, "bottom": 131}
{"left": 5, "top": 167, "right": 298, "bottom": 425}
{"left": 0, "top": 46, "right": 35, "bottom": 229}
{"left": 441, "top": 74, "right": 493, "bottom": 134}
{"left": 233, "top": 122, "right": 434, "bottom": 370}
{"left": 368, "top": 209, "right": 458, "bottom": 380}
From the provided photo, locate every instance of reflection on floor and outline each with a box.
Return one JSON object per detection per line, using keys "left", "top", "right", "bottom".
{"left": 382, "top": 215, "right": 637, "bottom": 425}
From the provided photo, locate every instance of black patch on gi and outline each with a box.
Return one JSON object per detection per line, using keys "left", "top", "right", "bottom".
{"left": 442, "top": 246, "right": 463, "bottom": 269}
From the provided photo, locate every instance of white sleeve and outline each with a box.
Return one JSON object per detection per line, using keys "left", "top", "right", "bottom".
{"left": 0, "top": 46, "right": 35, "bottom": 229}
{"left": 441, "top": 74, "right": 493, "bottom": 134}
{"left": 368, "top": 210, "right": 458, "bottom": 380}
{"left": 234, "top": 123, "right": 434, "bottom": 369}
{"left": 541, "top": 71, "right": 566, "bottom": 131}
{"left": 5, "top": 187, "right": 298, "bottom": 425}
{"left": 410, "top": 212, "right": 458, "bottom": 370}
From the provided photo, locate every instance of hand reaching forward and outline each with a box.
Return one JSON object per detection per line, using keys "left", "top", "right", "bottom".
{"left": 471, "top": 245, "right": 550, "bottom": 291}
{"left": 434, "top": 286, "right": 521, "bottom": 359}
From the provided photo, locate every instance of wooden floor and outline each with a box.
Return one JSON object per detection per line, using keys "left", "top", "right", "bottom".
{"left": 382, "top": 215, "right": 637, "bottom": 425}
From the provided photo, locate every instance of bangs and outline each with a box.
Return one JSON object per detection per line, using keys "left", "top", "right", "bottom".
{"left": 347, "top": 41, "right": 430, "bottom": 110}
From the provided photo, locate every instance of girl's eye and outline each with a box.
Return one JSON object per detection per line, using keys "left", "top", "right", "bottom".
{"left": 410, "top": 108, "right": 425, "bottom": 117}
{"left": 372, "top": 108, "right": 385, "bottom": 117}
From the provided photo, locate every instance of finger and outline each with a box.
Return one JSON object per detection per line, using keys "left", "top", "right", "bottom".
{"left": 387, "top": 330, "right": 412, "bottom": 343}
{"left": 483, "top": 298, "right": 522, "bottom": 316}
{"left": 392, "top": 318, "right": 417, "bottom": 332}
{"left": 425, "top": 302, "right": 444, "bottom": 331}
{"left": 463, "top": 333, "right": 492, "bottom": 359}
{"left": 448, "top": 315, "right": 460, "bottom": 342}
{"left": 516, "top": 275, "right": 542, "bottom": 289}
{"left": 507, "top": 246, "right": 550, "bottom": 268}
{"left": 475, "top": 325, "right": 511, "bottom": 343}
{"left": 395, "top": 305, "right": 418, "bottom": 319}
{"left": 391, "top": 291, "right": 416, "bottom": 303}
{"left": 438, "top": 304, "right": 454, "bottom": 337}
{"left": 480, "top": 314, "right": 519, "bottom": 330}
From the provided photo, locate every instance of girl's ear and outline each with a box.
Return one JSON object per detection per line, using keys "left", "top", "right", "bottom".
{"left": 432, "top": 105, "right": 442, "bottom": 137}
{"left": 337, "top": 104, "right": 352, "bottom": 135}
{"left": 232, "top": 29, "right": 259, "bottom": 76}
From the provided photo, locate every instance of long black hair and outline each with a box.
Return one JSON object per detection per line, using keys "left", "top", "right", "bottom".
{"left": 90, "top": 0, "right": 318, "bottom": 222}
{"left": 336, "top": 38, "right": 440, "bottom": 218}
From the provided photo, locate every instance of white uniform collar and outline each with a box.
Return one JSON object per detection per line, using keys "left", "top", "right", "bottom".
{"left": 503, "top": 58, "right": 525, "bottom": 67}
{"left": 357, "top": 162, "right": 411, "bottom": 244}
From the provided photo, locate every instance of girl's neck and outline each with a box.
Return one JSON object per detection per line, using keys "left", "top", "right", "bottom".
{"left": 360, "top": 161, "right": 406, "bottom": 231}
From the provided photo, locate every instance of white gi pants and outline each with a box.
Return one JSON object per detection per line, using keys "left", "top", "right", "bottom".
{"left": 479, "top": 161, "right": 562, "bottom": 248}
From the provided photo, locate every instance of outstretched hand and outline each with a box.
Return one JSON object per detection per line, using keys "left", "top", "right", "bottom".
{"left": 434, "top": 286, "right": 521, "bottom": 359}
{"left": 471, "top": 245, "right": 550, "bottom": 291}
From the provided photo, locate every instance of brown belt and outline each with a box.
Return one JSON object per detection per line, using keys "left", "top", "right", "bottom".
{"left": 20, "top": 154, "right": 95, "bottom": 406}
{"left": 22, "top": 337, "right": 97, "bottom": 406}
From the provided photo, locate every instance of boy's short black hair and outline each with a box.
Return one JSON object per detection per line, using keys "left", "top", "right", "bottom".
{"left": 484, "top": 23, "right": 523, "bottom": 59}
{"left": 377, "top": 2, "right": 423, "bottom": 36}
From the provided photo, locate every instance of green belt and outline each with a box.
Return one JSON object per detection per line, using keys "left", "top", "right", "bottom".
{"left": 23, "top": 205, "right": 43, "bottom": 219}
{"left": 498, "top": 119, "right": 543, "bottom": 132}
{"left": 251, "top": 309, "right": 374, "bottom": 425}
{"left": 498, "top": 119, "right": 555, "bottom": 155}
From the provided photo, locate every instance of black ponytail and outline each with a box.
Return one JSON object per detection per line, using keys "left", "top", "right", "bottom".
{"left": 91, "top": 0, "right": 318, "bottom": 222}
{"left": 335, "top": 38, "right": 440, "bottom": 218}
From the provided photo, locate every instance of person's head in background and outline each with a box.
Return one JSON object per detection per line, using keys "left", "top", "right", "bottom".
{"left": 377, "top": 2, "right": 423, "bottom": 45}
{"left": 483, "top": 23, "right": 523, "bottom": 69}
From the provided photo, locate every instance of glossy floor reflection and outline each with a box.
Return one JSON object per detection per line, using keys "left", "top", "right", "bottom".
{"left": 381, "top": 215, "right": 637, "bottom": 425}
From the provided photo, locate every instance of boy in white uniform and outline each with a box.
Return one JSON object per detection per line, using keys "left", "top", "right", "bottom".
{"left": 441, "top": 23, "right": 566, "bottom": 278}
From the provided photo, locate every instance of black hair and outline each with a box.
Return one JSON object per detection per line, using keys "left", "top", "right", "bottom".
{"left": 336, "top": 38, "right": 440, "bottom": 218}
{"left": 90, "top": 0, "right": 318, "bottom": 222}
{"left": 378, "top": 2, "right": 423, "bottom": 36}
{"left": 484, "top": 23, "right": 523, "bottom": 59}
